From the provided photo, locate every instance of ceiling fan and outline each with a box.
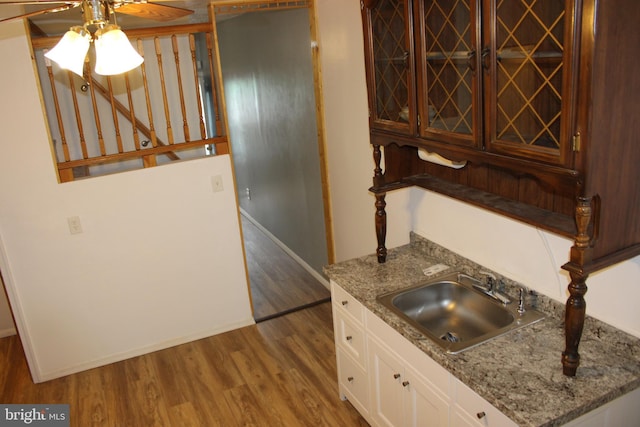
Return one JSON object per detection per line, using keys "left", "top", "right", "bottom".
{"left": 0, "top": 0, "right": 194, "bottom": 24}
{"left": 0, "top": 0, "right": 195, "bottom": 76}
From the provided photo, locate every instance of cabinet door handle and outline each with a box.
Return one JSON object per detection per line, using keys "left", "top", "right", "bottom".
{"left": 347, "top": 376, "right": 354, "bottom": 382}
{"left": 481, "top": 47, "right": 491, "bottom": 70}
{"left": 346, "top": 335, "right": 353, "bottom": 341}
{"left": 402, "top": 381, "right": 410, "bottom": 387}
{"left": 477, "top": 411, "right": 486, "bottom": 419}
{"left": 393, "top": 373, "right": 401, "bottom": 379}
{"left": 341, "top": 300, "right": 348, "bottom": 306}
{"left": 467, "top": 49, "right": 476, "bottom": 71}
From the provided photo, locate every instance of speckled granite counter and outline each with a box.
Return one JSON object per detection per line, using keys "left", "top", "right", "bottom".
{"left": 324, "top": 233, "right": 640, "bottom": 427}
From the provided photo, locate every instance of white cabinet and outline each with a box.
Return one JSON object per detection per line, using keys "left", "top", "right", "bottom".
{"left": 331, "top": 282, "right": 371, "bottom": 422}
{"left": 331, "top": 280, "right": 512, "bottom": 427}
{"left": 560, "top": 387, "right": 640, "bottom": 427}
{"left": 368, "top": 335, "right": 449, "bottom": 427}
{"left": 451, "top": 379, "right": 516, "bottom": 427}
{"left": 331, "top": 282, "right": 640, "bottom": 427}
{"left": 368, "top": 336, "right": 405, "bottom": 426}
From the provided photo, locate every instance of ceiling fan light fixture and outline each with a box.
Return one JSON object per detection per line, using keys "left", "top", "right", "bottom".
{"left": 44, "top": 26, "right": 90, "bottom": 77}
{"left": 94, "top": 24, "right": 144, "bottom": 76}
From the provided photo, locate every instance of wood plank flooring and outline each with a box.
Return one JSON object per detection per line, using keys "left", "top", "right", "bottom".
{"left": 0, "top": 303, "right": 368, "bottom": 426}
{"left": 241, "top": 214, "right": 331, "bottom": 321}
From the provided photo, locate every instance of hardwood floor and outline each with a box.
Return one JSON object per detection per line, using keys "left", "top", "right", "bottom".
{"left": 0, "top": 303, "right": 368, "bottom": 426}
{"left": 241, "top": 214, "right": 331, "bottom": 321}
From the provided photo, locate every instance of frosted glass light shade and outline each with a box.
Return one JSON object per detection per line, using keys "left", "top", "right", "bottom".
{"left": 44, "top": 26, "right": 90, "bottom": 76}
{"left": 94, "top": 25, "right": 144, "bottom": 76}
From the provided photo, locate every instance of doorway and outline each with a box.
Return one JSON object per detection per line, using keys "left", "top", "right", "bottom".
{"left": 213, "top": 2, "right": 333, "bottom": 321}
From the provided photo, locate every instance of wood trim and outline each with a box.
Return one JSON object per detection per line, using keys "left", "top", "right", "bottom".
{"left": 370, "top": 129, "right": 580, "bottom": 192}
{"left": 208, "top": 3, "right": 253, "bottom": 317}
{"left": 213, "top": 0, "right": 310, "bottom": 15}
{"left": 577, "top": 244, "right": 640, "bottom": 276}
{"left": 30, "top": 23, "right": 214, "bottom": 50}
{"left": 308, "top": 1, "right": 335, "bottom": 265}
{"left": 403, "top": 173, "right": 577, "bottom": 237}
{"left": 57, "top": 137, "right": 228, "bottom": 170}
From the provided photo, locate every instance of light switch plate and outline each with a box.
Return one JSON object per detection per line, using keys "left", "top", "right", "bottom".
{"left": 67, "top": 216, "right": 83, "bottom": 235}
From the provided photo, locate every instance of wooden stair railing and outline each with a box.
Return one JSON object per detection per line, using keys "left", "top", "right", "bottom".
{"left": 88, "top": 77, "right": 180, "bottom": 161}
{"left": 31, "top": 23, "right": 227, "bottom": 182}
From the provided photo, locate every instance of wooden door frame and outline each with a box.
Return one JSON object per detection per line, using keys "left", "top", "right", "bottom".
{"left": 209, "top": 1, "right": 335, "bottom": 317}
{"left": 208, "top": 0, "right": 335, "bottom": 269}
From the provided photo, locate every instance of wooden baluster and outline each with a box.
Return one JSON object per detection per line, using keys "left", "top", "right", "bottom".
{"left": 189, "top": 34, "right": 207, "bottom": 139}
{"left": 67, "top": 70, "right": 88, "bottom": 159}
{"left": 44, "top": 53, "right": 70, "bottom": 163}
{"left": 136, "top": 38, "right": 158, "bottom": 168}
{"left": 172, "top": 34, "right": 190, "bottom": 142}
{"left": 137, "top": 39, "right": 157, "bottom": 148}
{"left": 123, "top": 72, "right": 140, "bottom": 151}
{"left": 106, "top": 76, "right": 124, "bottom": 153}
{"left": 155, "top": 37, "right": 174, "bottom": 144}
{"left": 375, "top": 193, "right": 387, "bottom": 263}
{"left": 206, "top": 32, "right": 222, "bottom": 135}
{"left": 561, "top": 196, "right": 594, "bottom": 376}
{"left": 373, "top": 143, "right": 384, "bottom": 187}
{"left": 86, "top": 67, "right": 106, "bottom": 156}
{"left": 90, "top": 78, "right": 179, "bottom": 161}
{"left": 372, "top": 144, "right": 387, "bottom": 263}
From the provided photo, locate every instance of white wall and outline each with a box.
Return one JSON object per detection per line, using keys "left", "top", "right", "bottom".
{"left": 0, "top": 19, "right": 252, "bottom": 382}
{"left": 315, "top": 0, "right": 411, "bottom": 263}
{"left": 315, "top": 0, "right": 640, "bottom": 339}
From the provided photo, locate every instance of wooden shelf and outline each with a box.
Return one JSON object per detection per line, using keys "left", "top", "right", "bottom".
{"left": 402, "top": 174, "right": 577, "bottom": 238}
{"left": 369, "top": 181, "right": 412, "bottom": 194}
{"left": 425, "top": 51, "right": 470, "bottom": 60}
{"left": 424, "top": 50, "right": 562, "bottom": 62}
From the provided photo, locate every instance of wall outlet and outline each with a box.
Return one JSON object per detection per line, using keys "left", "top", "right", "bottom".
{"left": 67, "top": 216, "right": 83, "bottom": 235}
{"left": 245, "top": 188, "right": 251, "bottom": 200}
{"left": 211, "top": 175, "right": 224, "bottom": 192}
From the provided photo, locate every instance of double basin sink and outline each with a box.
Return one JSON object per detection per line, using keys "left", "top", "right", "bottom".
{"left": 377, "top": 272, "right": 545, "bottom": 354}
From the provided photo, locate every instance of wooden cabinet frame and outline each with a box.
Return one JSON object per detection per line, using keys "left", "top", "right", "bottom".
{"left": 361, "top": 0, "right": 640, "bottom": 377}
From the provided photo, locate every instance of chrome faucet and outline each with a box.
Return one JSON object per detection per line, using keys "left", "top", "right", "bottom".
{"left": 475, "top": 271, "right": 512, "bottom": 305}
{"left": 518, "top": 288, "right": 526, "bottom": 314}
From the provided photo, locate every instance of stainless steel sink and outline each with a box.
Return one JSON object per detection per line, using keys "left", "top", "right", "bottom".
{"left": 377, "top": 272, "right": 545, "bottom": 354}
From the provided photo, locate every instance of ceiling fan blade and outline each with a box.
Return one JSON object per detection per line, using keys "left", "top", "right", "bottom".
{"left": 115, "top": 2, "right": 193, "bottom": 22}
{"left": 0, "top": 1, "right": 74, "bottom": 5}
{"left": 0, "top": 2, "right": 77, "bottom": 23}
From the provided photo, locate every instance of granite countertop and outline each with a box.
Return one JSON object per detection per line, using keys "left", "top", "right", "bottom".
{"left": 324, "top": 233, "right": 640, "bottom": 427}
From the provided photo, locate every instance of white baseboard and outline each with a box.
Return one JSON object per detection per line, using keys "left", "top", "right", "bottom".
{"left": 240, "top": 209, "right": 329, "bottom": 289}
{"left": 36, "top": 317, "right": 255, "bottom": 383}
{"left": 0, "top": 327, "right": 16, "bottom": 338}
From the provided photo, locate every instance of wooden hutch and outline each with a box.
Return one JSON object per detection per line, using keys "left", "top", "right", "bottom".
{"left": 360, "top": 0, "right": 640, "bottom": 376}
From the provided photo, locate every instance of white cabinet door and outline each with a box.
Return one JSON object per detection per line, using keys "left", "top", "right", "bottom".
{"left": 404, "top": 363, "right": 449, "bottom": 427}
{"left": 336, "top": 347, "right": 370, "bottom": 418}
{"left": 369, "top": 335, "right": 451, "bottom": 427}
{"left": 451, "top": 410, "right": 481, "bottom": 427}
{"left": 369, "top": 336, "right": 405, "bottom": 427}
{"left": 452, "top": 379, "right": 517, "bottom": 427}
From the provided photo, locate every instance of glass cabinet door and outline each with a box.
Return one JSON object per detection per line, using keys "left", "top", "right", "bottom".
{"left": 484, "top": 0, "right": 573, "bottom": 166}
{"left": 416, "top": 0, "right": 481, "bottom": 147}
{"left": 363, "top": 0, "right": 416, "bottom": 134}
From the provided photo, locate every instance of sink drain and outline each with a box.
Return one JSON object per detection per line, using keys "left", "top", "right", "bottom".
{"left": 440, "top": 331, "right": 461, "bottom": 343}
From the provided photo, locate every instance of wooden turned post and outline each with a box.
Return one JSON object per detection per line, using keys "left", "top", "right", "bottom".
{"left": 372, "top": 144, "right": 387, "bottom": 263}
{"left": 562, "top": 269, "right": 588, "bottom": 376}
{"left": 561, "top": 197, "right": 594, "bottom": 376}
{"left": 375, "top": 194, "right": 387, "bottom": 263}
